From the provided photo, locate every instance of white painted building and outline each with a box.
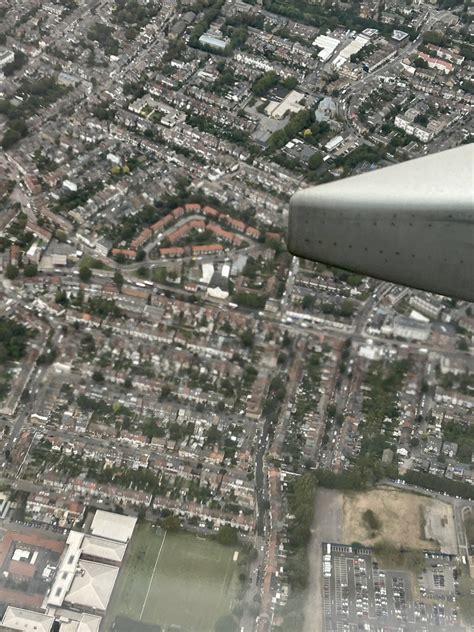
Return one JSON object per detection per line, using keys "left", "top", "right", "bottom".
{"left": 0, "top": 48, "right": 14, "bottom": 68}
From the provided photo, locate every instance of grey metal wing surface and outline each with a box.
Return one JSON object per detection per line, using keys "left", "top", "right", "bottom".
{"left": 288, "top": 144, "right": 474, "bottom": 301}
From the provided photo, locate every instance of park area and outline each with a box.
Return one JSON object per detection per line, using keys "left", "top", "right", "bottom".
{"left": 105, "top": 523, "right": 240, "bottom": 632}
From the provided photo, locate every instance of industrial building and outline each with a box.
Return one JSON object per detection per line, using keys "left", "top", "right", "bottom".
{"left": 333, "top": 35, "right": 369, "bottom": 68}
{"left": 312, "top": 34, "right": 340, "bottom": 62}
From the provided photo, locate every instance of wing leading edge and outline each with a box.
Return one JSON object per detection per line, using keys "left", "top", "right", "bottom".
{"left": 288, "top": 144, "right": 474, "bottom": 301}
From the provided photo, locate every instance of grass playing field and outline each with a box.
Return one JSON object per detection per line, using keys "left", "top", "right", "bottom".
{"left": 105, "top": 523, "right": 240, "bottom": 632}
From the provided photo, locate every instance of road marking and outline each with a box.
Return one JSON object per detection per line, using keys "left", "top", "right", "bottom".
{"left": 217, "top": 551, "right": 234, "bottom": 610}
{"left": 140, "top": 529, "right": 167, "bottom": 621}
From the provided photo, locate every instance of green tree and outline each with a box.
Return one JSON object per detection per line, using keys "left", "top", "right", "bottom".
{"left": 87, "top": 297, "right": 122, "bottom": 318}
{"left": 251, "top": 71, "right": 279, "bottom": 96}
{"left": 5, "top": 264, "right": 19, "bottom": 280}
{"left": 162, "top": 514, "right": 180, "bottom": 531}
{"left": 113, "top": 269, "right": 124, "bottom": 289}
{"left": 79, "top": 265, "right": 92, "bottom": 282}
{"left": 308, "top": 152, "right": 323, "bottom": 170}
{"left": 413, "top": 57, "right": 429, "bottom": 69}
{"left": 458, "top": 338, "right": 469, "bottom": 351}
{"left": 340, "top": 300, "right": 355, "bottom": 318}
{"left": 37, "top": 346, "right": 57, "bottom": 365}
{"left": 283, "top": 76, "right": 298, "bottom": 90}
{"left": 362, "top": 509, "right": 382, "bottom": 532}
{"left": 169, "top": 421, "right": 184, "bottom": 443}
{"left": 234, "top": 292, "right": 267, "bottom": 309}
{"left": 240, "top": 329, "right": 254, "bottom": 348}
{"left": 327, "top": 403, "right": 337, "bottom": 418}
{"left": 135, "top": 248, "right": 146, "bottom": 262}
{"left": 216, "top": 525, "right": 238, "bottom": 546}
{"left": 422, "top": 30, "right": 445, "bottom": 45}
{"left": 0, "top": 316, "right": 31, "bottom": 363}
{"left": 23, "top": 263, "right": 37, "bottom": 277}
{"left": 205, "top": 424, "right": 222, "bottom": 446}
{"left": 2, "top": 128, "right": 23, "bottom": 150}
{"left": 92, "top": 370, "right": 104, "bottom": 383}
{"left": 160, "top": 384, "right": 172, "bottom": 399}
{"left": 268, "top": 128, "right": 288, "bottom": 150}
{"left": 414, "top": 113, "right": 428, "bottom": 127}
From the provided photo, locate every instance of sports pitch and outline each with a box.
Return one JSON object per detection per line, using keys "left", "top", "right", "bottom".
{"left": 105, "top": 523, "right": 240, "bottom": 631}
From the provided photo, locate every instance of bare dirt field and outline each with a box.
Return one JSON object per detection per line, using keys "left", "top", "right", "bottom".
{"left": 342, "top": 487, "right": 458, "bottom": 553}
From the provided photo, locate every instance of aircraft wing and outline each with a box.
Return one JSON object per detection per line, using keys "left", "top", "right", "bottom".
{"left": 288, "top": 144, "right": 474, "bottom": 301}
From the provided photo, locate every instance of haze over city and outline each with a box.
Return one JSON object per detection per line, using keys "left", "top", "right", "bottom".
{"left": 0, "top": 0, "right": 472, "bottom": 631}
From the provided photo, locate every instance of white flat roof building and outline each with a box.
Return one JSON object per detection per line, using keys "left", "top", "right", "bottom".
{"left": 66, "top": 560, "right": 119, "bottom": 611}
{"left": 48, "top": 530, "right": 83, "bottom": 607}
{"left": 63, "top": 179, "right": 77, "bottom": 192}
{"left": 313, "top": 34, "right": 340, "bottom": 61}
{"left": 198, "top": 33, "right": 227, "bottom": 50}
{"left": 75, "top": 614, "right": 102, "bottom": 632}
{"left": 392, "top": 29, "right": 409, "bottom": 42}
{"left": 409, "top": 309, "right": 430, "bottom": 322}
{"left": 90, "top": 510, "right": 137, "bottom": 543}
{"left": 200, "top": 263, "right": 214, "bottom": 285}
{"left": 51, "top": 254, "right": 68, "bottom": 266}
{"left": 12, "top": 548, "right": 30, "bottom": 561}
{"left": 265, "top": 90, "right": 305, "bottom": 120}
{"left": 333, "top": 34, "right": 369, "bottom": 67}
{"left": 207, "top": 286, "right": 229, "bottom": 299}
{"left": 1, "top": 607, "right": 54, "bottom": 632}
{"left": 47, "top": 518, "right": 133, "bottom": 612}
{"left": 362, "top": 28, "right": 378, "bottom": 38}
{"left": 82, "top": 534, "right": 127, "bottom": 563}
{"left": 325, "top": 135, "right": 344, "bottom": 151}
{"left": 0, "top": 49, "right": 14, "bottom": 69}
{"left": 54, "top": 613, "right": 102, "bottom": 632}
